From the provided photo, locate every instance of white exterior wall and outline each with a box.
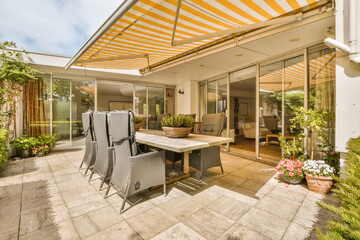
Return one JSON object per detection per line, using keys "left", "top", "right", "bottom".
{"left": 176, "top": 80, "right": 199, "bottom": 119}
{"left": 335, "top": 0, "right": 360, "bottom": 152}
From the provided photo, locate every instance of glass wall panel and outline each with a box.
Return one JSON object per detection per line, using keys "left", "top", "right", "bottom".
{"left": 97, "top": 81, "right": 133, "bottom": 111}
{"left": 259, "top": 62, "right": 283, "bottom": 161}
{"left": 23, "top": 76, "right": 51, "bottom": 137}
{"left": 207, "top": 81, "right": 216, "bottom": 114}
{"left": 199, "top": 83, "right": 206, "bottom": 120}
{"left": 218, "top": 78, "right": 227, "bottom": 116}
{"left": 52, "top": 78, "right": 71, "bottom": 148}
{"left": 284, "top": 56, "right": 305, "bottom": 135}
{"left": 135, "top": 86, "right": 147, "bottom": 129}
{"left": 148, "top": 86, "right": 164, "bottom": 130}
{"left": 308, "top": 47, "right": 336, "bottom": 157}
{"left": 71, "top": 79, "right": 95, "bottom": 147}
{"left": 229, "top": 66, "right": 256, "bottom": 157}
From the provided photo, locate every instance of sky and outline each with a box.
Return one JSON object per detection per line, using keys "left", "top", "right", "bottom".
{"left": 0, "top": 0, "right": 123, "bottom": 56}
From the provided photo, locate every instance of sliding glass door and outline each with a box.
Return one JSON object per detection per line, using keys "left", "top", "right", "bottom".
{"left": 134, "top": 85, "right": 167, "bottom": 130}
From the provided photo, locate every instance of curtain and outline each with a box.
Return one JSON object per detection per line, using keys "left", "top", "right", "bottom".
{"left": 23, "top": 78, "right": 50, "bottom": 137}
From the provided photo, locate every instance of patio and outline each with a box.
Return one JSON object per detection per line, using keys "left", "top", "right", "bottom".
{"left": 0, "top": 150, "right": 336, "bottom": 240}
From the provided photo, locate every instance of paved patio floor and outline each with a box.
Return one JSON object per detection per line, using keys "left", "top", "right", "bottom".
{"left": 0, "top": 150, "right": 336, "bottom": 240}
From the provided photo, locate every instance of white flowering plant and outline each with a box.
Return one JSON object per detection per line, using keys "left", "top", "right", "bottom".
{"left": 303, "top": 160, "right": 334, "bottom": 177}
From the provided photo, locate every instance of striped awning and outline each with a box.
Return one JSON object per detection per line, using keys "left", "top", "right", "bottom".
{"left": 260, "top": 52, "right": 335, "bottom": 92}
{"left": 66, "top": 0, "right": 329, "bottom": 72}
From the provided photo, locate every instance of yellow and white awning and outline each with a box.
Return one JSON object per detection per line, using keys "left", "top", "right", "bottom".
{"left": 66, "top": 0, "right": 329, "bottom": 72}
{"left": 260, "top": 52, "right": 335, "bottom": 92}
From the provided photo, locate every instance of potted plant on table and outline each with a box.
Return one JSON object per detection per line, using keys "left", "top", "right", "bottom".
{"left": 161, "top": 114, "right": 195, "bottom": 138}
{"left": 10, "top": 135, "right": 37, "bottom": 158}
{"left": 303, "top": 160, "right": 334, "bottom": 194}
{"left": 134, "top": 116, "right": 144, "bottom": 131}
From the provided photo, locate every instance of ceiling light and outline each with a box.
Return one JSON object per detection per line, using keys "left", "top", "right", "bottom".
{"left": 289, "top": 37, "right": 301, "bottom": 42}
{"left": 172, "top": 72, "right": 177, "bottom": 74}
{"left": 235, "top": 53, "right": 243, "bottom": 57}
{"left": 199, "top": 64, "right": 205, "bottom": 67}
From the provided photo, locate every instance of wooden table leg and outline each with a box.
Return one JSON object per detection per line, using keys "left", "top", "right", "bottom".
{"left": 266, "top": 135, "right": 269, "bottom": 146}
{"left": 151, "top": 151, "right": 191, "bottom": 190}
{"left": 183, "top": 151, "right": 190, "bottom": 174}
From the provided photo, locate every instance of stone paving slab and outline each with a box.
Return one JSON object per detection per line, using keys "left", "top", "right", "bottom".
{"left": 0, "top": 149, "right": 336, "bottom": 240}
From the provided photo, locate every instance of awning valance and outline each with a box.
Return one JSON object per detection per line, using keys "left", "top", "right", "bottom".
{"left": 66, "top": 0, "right": 330, "bottom": 73}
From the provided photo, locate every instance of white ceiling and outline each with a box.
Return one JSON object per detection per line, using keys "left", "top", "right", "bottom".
{"left": 142, "top": 16, "right": 334, "bottom": 84}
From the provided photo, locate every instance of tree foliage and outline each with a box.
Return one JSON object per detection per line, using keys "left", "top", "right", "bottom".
{"left": 0, "top": 41, "right": 40, "bottom": 132}
{"left": 317, "top": 136, "right": 360, "bottom": 240}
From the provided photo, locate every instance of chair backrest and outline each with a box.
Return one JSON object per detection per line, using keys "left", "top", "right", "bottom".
{"left": 108, "top": 110, "right": 136, "bottom": 193}
{"left": 108, "top": 110, "right": 137, "bottom": 157}
{"left": 200, "top": 113, "right": 224, "bottom": 136}
{"left": 92, "top": 112, "right": 112, "bottom": 175}
{"left": 82, "top": 111, "right": 94, "bottom": 141}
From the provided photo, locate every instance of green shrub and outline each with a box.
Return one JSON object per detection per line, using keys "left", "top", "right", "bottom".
{"left": 0, "top": 129, "right": 9, "bottom": 166}
{"left": 317, "top": 136, "right": 360, "bottom": 240}
{"left": 37, "top": 134, "right": 58, "bottom": 146}
{"left": 134, "top": 116, "right": 144, "bottom": 124}
{"left": 10, "top": 135, "right": 38, "bottom": 150}
{"left": 161, "top": 115, "right": 195, "bottom": 128}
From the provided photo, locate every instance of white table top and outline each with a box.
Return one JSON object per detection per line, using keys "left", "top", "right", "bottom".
{"left": 135, "top": 130, "right": 233, "bottom": 153}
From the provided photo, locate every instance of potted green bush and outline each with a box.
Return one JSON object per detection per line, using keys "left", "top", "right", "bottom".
{"left": 37, "top": 134, "right": 58, "bottom": 152}
{"left": 161, "top": 115, "right": 195, "bottom": 138}
{"left": 134, "top": 116, "right": 144, "bottom": 131}
{"left": 10, "top": 135, "right": 38, "bottom": 158}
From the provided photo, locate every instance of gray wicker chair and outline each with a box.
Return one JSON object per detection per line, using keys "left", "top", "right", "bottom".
{"left": 79, "top": 111, "right": 97, "bottom": 175}
{"left": 89, "top": 112, "right": 114, "bottom": 191}
{"left": 105, "top": 110, "right": 166, "bottom": 214}
{"left": 189, "top": 113, "right": 225, "bottom": 181}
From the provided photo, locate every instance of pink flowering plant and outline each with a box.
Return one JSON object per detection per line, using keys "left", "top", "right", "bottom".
{"left": 32, "top": 145, "right": 49, "bottom": 155}
{"left": 276, "top": 159, "right": 305, "bottom": 180}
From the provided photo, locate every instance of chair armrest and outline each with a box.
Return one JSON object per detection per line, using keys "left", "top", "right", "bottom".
{"left": 128, "top": 150, "right": 166, "bottom": 192}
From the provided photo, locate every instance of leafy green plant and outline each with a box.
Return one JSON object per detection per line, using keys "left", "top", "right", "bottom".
{"left": 134, "top": 116, "right": 144, "bottom": 124}
{"left": 0, "top": 129, "right": 9, "bottom": 167}
{"left": 161, "top": 115, "right": 195, "bottom": 128}
{"left": 32, "top": 145, "right": 49, "bottom": 155}
{"left": 10, "top": 135, "right": 38, "bottom": 150}
{"left": 279, "top": 132, "right": 306, "bottom": 161}
{"left": 316, "top": 136, "right": 360, "bottom": 240}
{"left": 290, "top": 107, "right": 329, "bottom": 159}
{"left": 318, "top": 136, "right": 340, "bottom": 175}
{"left": 37, "top": 134, "right": 58, "bottom": 146}
{"left": 0, "top": 41, "right": 40, "bottom": 137}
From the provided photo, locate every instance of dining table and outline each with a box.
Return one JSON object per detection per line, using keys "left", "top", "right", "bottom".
{"left": 135, "top": 129, "right": 233, "bottom": 184}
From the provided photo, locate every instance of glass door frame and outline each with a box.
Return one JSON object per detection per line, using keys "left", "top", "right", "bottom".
{"left": 199, "top": 43, "right": 331, "bottom": 163}
{"left": 133, "top": 83, "right": 174, "bottom": 129}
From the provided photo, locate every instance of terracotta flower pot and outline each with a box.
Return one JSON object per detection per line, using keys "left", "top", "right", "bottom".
{"left": 162, "top": 127, "right": 192, "bottom": 138}
{"left": 305, "top": 173, "right": 333, "bottom": 194}
{"left": 135, "top": 122, "right": 143, "bottom": 131}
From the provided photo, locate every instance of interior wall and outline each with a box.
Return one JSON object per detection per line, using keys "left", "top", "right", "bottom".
{"left": 97, "top": 94, "right": 132, "bottom": 112}
{"left": 176, "top": 80, "right": 199, "bottom": 119}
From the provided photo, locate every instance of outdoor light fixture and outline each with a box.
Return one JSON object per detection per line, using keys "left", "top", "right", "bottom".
{"left": 178, "top": 89, "right": 184, "bottom": 94}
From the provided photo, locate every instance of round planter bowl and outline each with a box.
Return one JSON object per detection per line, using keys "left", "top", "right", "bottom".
{"left": 305, "top": 174, "right": 333, "bottom": 194}
{"left": 281, "top": 175, "right": 303, "bottom": 184}
{"left": 135, "top": 122, "right": 143, "bottom": 131}
{"left": 36, "top": 152, "right": 45, "bottom": 157}
{"left": 18, "top": 149, "right": 30, "bottom": 158}
{"left": 162, "top": 127, "right": 192, "bottom": 138}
